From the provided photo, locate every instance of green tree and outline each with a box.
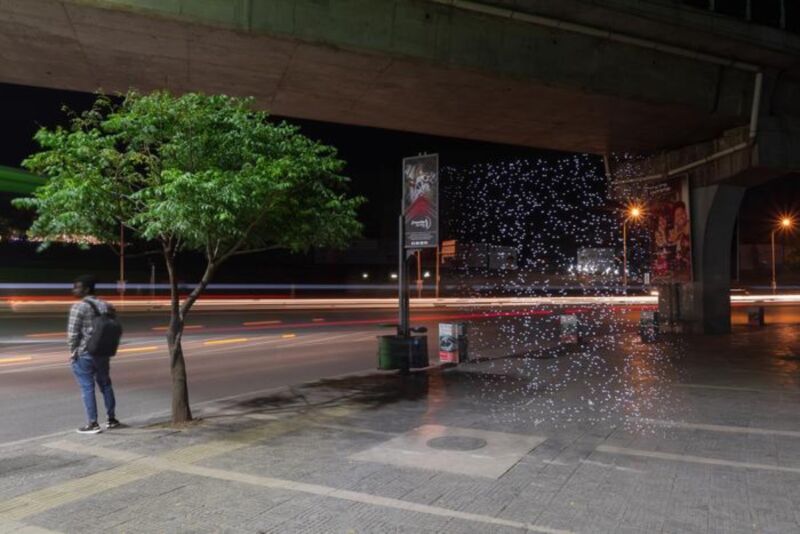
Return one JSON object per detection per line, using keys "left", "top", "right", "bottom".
{"left": 14, "top": 91, "right": 363, "bottom": 423}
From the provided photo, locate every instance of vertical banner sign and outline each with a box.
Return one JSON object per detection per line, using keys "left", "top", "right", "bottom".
{"left": 647, "top": 177, "right": 692, "bottom": 283}
{"left": 402, "top": 154, "right": 439, "bottom": 248}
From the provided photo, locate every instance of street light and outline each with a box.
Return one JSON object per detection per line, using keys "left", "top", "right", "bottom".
{"left": 771, "top": 215, "right": 795, "bottom": 293}
{"left": 622, "top": 203, "right": 644, "bottom": 290}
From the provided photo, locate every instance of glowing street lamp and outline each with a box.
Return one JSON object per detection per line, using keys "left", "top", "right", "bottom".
{"left": 622, "top": 203, "right": 644, "bottom": 290}
{"left": 771, "top": 215, "right": 795, "bottom": 293}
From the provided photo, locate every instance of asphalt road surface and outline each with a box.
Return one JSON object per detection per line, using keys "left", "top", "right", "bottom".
{"left": 1, "top": 302, "right": 797, "bottom": 445}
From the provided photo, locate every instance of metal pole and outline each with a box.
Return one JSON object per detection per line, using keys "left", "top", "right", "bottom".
{"left": 150, "top": 261, "right": 156, "bottom": 297}
{"left": 398, "top": 215, "right": 409, "bottom": 336}
{"left": 416, "top": 250, "right": 422, "bottom": 299}
{"left": 771, "top": 229, "right": 777, "bottom": 293}
{"left": 736, "top": 217, "right": 742, "bottom": 283}
{"left": 622, "top": 219, "right": 628, "bottom": 291}
{"left": 119, "top": 222, "right": 125, "bottom": 297}
{"left": 435, "top": 244, "right": 441, "bottom": 299}
{"left": 781, "top": 0, "right": 787, "bottom": 29}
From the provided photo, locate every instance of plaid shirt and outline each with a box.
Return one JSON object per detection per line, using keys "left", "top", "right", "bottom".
{"left": 67, "top": 297, "right": 114, "bottom": 359}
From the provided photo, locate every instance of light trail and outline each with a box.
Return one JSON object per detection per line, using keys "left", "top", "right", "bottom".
{"left": 0, "top": 357, "right": 33, "bottom": 365}
{"left": 117, "top": 346, "right": 160, "bottom": 354}
{"left": 203, "top": 338, "right": 250, "bottom": 346}
{"left": 242, "top": 320, "right": 282, "bottom": 326}
{"left": 2, "top": 295, "right": 657, "bottom": 313}
{"left": 6, "top": 293, "right": 800, "bottom": 313}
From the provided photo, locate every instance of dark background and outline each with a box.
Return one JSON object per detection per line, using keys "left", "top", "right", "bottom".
{"left": 0, "top": 82, "right": 797, "bottom": 288}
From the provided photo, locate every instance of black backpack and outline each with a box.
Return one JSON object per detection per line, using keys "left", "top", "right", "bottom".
{"left": 84, "top": 299, "right": 123, "bottom": 358}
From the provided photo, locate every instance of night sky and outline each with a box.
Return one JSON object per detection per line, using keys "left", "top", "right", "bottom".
{"left": 0, "top": 82, "right": 569, "bottom": 242}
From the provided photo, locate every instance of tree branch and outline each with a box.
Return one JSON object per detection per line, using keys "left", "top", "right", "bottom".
{"left": 228, "top": 245, "right": 282, "bottom": 257}
{"left": 179, "top": 259, "right": 217, "bottom": 318}
{"left": 219, "top": 207, "right": 271, "bottom": 262}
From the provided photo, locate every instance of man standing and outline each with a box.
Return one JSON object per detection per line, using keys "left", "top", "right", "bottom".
{"left": 68, "top": 275, "right": 120, "bottom": 434}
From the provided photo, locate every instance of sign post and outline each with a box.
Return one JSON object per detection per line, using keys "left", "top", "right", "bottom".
{"left": 435, "top": 245, "right": 441, "bottom": 299}
{"left": 380, "top": 154, "right": 439, "bottom": 373}
{"left": 397, "top": 215, "right": 409, "bottom": 337}
{"left": 416, "top": 250, "right": 422, "bottom": 298}
{"left": 400, "top": 153, "right": 439, "bottom": 326}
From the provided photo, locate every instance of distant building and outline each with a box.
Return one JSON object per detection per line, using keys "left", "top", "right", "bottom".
{"left": 574, "top": 247, "right": 617, "bottom": 275}
{"left": 454, "top": 243, "right": 518, "bottom": 271}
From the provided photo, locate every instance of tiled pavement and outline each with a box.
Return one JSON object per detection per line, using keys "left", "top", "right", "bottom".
{"left": 2, "top": 324, "right": 800, "bottom": 533}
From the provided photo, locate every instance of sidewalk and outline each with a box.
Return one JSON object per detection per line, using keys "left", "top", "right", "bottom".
{"left": 2, "top": 324, "right": 800, "bottom": 533}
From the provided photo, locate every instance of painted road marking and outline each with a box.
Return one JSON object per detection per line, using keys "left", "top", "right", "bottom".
{"left": 43, "top": 439, "right": 572, "bottom": 534}
{"left": 203, "top": 338, "right": 250, "bottom": 346}
{"left": 24, "top": 332, "right": 63, "bottom": 338}
{"left": 272, "top": 331, "right": 366, "bottom": 349}
{"left": 0, "top": 517, "right": 64, "bottom": 533}
{"left": 117, "top": 346, "right": 160, "bottom": 354}
{"left": 0, "top": 462, "right": 159, "bottom": 521}
{"left": 596, "top": 445, "right": 800, "bottom": 475}
{"left": 636, "top": 417, "right": 800, "bottom": 438}
{"left": 281, "top": 333, "right": 297, "bottom": 339}
{"left": 152, "top": 325, "right": 204, "bottom": 332}
{"left": 0, "top": 357, "right": 33, "bottom": 365}
{"left": 312, "top": 318, "right": 325, "bottom": 322}
{"left": 243, "top": 320, "right": 282, "bottom": 326}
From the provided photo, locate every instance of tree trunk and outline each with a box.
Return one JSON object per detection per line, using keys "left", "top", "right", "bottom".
{"left": 163, "top": 245, "right": 192, "bottom": 424}
{"left": 167, "top": 315, "right": 192, "bottom": 423}
{"left": 163, "top": 243, "right": 218, "bottom": 425}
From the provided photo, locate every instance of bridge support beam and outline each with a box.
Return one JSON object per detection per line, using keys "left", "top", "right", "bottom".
{"left": 659, "top": 184, "right": 745, "bottom": 334}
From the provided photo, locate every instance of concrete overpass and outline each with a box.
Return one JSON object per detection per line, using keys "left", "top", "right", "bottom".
{"left": 2, "top": 0, "right": 799, "bottom": 332}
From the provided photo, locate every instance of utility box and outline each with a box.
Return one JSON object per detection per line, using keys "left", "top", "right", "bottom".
{"left": 559, "top": 315, "right": 581, "bottom": 345}
{"left": 439, "top": 322, "right": 468, "bottom": 364}
{"left": 639, "top": 310, "right": 660, "bottom": 342}
{"left": 747, "top": 307, "right": 765, "bottom": 327}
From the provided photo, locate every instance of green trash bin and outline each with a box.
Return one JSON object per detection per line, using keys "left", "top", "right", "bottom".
{"left": 377, "top": 334, "right": 429, "bottom": 370}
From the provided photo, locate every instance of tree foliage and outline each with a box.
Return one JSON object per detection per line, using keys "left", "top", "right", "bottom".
{"left": 16, "top": 92, "right": 362, "bottom": 257}
{"left": 14, "top": 91, "right": 364, "bottom": 422}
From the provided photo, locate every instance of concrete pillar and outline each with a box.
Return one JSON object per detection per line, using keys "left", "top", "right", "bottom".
{"left": 680, "top": 183, "right": 745, "bottom": 334}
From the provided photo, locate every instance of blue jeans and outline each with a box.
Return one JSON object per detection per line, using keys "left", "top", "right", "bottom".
{"left": 71, "top": 354, "right": 116, "bottom": 423}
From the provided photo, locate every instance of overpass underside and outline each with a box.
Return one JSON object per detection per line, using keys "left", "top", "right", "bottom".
{"left": 0, "top": 0, "right": 768, "bottom": 154}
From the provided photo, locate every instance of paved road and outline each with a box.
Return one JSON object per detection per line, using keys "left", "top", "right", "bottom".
{"left": 1, "top": 302, "right": 797, "bottom": 446}
{"left": 0, "top": 308, "right": 409, "bottom": 445}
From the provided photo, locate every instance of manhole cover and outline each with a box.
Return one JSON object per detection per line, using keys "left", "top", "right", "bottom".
{"left": 426, "top": 435, "right": 488, "bottom": 451}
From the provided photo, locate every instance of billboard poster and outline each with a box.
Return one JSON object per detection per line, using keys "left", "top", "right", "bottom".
{"left": 647, "top": 177, "right": 692, "bottom": 283}
{"left": 402, "top": 154, "right": 439, "bottom": 248}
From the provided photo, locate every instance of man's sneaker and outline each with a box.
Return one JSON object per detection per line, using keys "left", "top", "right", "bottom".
{"left": 77, "top": 422, "right": 102, "bottom": 434}
{"left": 105, "top": 418, "right": 121, "bottom": 429}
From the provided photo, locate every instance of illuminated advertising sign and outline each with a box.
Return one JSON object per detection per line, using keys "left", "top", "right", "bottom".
{"left": 402, "top": 154, "right": 438, "bottom": 249}
{"left": 647, "top": 178, "right": 692, "bottom": 283}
